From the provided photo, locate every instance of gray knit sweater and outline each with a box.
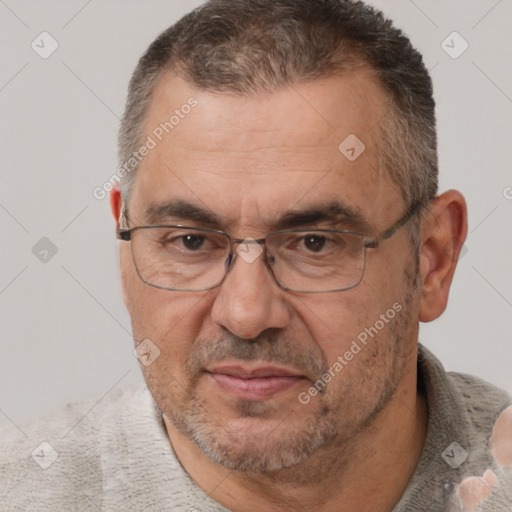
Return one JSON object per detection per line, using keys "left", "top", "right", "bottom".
{"left": 1, "top": 345, "right": 510, "bottom": 511}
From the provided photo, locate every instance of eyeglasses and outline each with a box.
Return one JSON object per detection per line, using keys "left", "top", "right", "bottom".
{"left": 117, "top": 202, "right": 421, "bottom": 293}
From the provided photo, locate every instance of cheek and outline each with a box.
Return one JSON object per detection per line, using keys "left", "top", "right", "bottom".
{"left": 121, "top": 246, "right": 166, "bottom": 324}
{"left": 129, "top": 288, "right": 208, "bottom": 341}
{"left": 120, "top": 243, "right": 220, "bottom": 368}
{"left": 124, "top": 271, "right": 218, "bottom": 374}
{"left": 296, "top": 282, "right": 404, "bottom": 364}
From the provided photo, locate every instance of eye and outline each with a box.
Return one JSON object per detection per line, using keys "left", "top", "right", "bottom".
{"left": 303, "top": 234, "right": 327, "bottom": 252}
{"left": 180, "top": 234, "right": 206, "bottom": 250}
{"left": 158, "top": 232, "right": 210, "bottom": 252}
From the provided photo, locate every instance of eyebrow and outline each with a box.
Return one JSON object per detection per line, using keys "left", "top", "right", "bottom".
{"left": 142, "top": 199, "right": 372, "bottom": 233}
{"left": 144, "top": 199, "right": 223, "bottom": 227}
{"left": 275, "top": 202, "right": 372, "bottom": 233}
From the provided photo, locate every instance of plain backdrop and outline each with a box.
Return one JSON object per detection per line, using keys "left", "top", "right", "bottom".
{"left": 0, "top": 0, "right": 511, "bottom": 427}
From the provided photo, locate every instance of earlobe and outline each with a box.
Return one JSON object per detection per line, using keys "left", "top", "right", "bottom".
{"left": 418, "top": 190, "right": 468, "bottom": 323}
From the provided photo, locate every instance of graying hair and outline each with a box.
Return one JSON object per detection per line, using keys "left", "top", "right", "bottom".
{"left": 118, "top": 0, "right": 438, "bottom": 234}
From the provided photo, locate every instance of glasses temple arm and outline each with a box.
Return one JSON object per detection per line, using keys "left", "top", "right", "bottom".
{"left": 367, "top": 200, "right": 424, "bottom": 248}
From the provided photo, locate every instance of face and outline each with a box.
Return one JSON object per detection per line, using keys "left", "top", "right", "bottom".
{"left": 119, "top": 70, "right": 422, "bottom": 472}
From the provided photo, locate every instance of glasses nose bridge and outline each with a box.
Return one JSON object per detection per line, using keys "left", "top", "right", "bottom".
{"left": 225, "top": 235, "right": 272, "bottom": 271}
{"left": 230, "top": 236, "right": 268, "bottom": 247}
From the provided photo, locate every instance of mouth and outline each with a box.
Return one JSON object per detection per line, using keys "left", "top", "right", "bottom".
{"left": 205, "top": 363, "right": 306, "bottom": 400}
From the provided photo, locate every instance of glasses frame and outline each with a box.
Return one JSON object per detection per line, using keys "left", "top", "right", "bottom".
{"left": 116, "top": 200, "right": 422, "bottom": 293}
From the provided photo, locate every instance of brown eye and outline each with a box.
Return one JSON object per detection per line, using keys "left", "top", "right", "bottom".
{"left": 303, "top": 235, "right": 326, "bottom": 252}
{"left": 181, "top": 234, "right": 206, "bottom": 250}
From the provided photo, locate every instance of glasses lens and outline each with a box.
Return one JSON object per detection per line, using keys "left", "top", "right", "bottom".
{"left": 267, "top": 231, "right": 366, "bottom": 292}
{"left": 131, "top": 227, "right": 230, "bottom": 291}
{"left": 130, "top": 227, "right": 366, "bottom": 293}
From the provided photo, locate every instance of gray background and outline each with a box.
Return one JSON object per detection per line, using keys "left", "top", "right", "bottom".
{"left": 0, "top": 0, "right": 511, "bottom": 427}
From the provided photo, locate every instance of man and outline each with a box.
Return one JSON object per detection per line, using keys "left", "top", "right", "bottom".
{"left": 1, "top": 0, "right": 511, "bottom": 510}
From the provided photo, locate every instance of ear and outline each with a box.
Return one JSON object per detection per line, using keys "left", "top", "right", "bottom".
{"left": 110, "top": 185, "right": 130, "bottom": 307}
{"left": 418, "top": 190, "right": 468, "bottom": 322}
{"left": 109, "top": 185, "right": 123, "bottom": 230}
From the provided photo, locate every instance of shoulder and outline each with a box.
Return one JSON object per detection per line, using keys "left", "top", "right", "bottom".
{"left": 446, "top": 370, "right": 511, "bottom": 435}
{"left": 0, "top": 382, "right": 151, "bottom": 449}
{"left": 0, "top": 382, "right": 161, "bottom": 509}
{"left": 418, "top": 345, "right": 510, "bottom": 438}
{"left": 400, "top": 345, "right": 512, "bottom": 511}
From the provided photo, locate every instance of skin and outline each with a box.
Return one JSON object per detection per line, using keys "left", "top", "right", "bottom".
{"left": 110, "top": 70, "right": 467, "bottom": 511}
{"left": 452, "top": 405, "right": 512, "bottom": 511}
{"left": 491, "top": 405, "right": 512, "bottom": 467}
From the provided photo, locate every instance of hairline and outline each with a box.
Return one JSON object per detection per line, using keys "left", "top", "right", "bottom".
{"left": 121, "top": 58, "right": 403, "bottom": 207}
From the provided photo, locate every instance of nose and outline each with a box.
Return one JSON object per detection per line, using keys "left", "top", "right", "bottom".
{"left": 210, "top": 247, "right": 290, "bottom": 339}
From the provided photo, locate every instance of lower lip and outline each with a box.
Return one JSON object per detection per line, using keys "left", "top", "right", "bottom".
{"left": 207, "top": 372, "right": 304, "bottom": 400}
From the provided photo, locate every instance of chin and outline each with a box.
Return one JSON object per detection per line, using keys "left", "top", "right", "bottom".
{"left": 171, "top": 402, "right": 338, "bottom": 472}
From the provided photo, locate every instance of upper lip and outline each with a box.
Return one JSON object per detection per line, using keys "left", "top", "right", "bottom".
{"left": 205, "top": 364, "right": 303, "bottom": 379}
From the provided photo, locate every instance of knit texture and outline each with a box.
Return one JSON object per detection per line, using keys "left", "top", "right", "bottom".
{"left": 1, "top": 344, "right": 510, "bottom": 511}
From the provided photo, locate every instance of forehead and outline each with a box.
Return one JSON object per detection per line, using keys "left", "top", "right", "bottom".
{"left": 129, "top": 70, "right": 403, "bottom": 230}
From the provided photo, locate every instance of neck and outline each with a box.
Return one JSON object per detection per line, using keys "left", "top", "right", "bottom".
{"left": 164, "top": 358, "right": 427, "bottom": 512}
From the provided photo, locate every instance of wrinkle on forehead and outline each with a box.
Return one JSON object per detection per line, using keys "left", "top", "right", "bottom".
{"left": 131, "top": 71, "right": 404, "bottom": 230}
{"left": 143, "top": 70, "right": 387, "bottom": 153}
